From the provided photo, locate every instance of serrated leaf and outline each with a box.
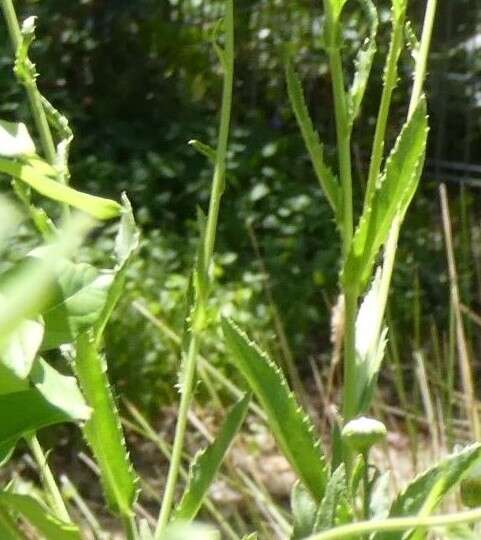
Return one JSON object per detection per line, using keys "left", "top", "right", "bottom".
{"left": 74, "top": 332, "right": 138, "bottom": 516}
{"left": 38, "top": 256, "right": 113, "bottom": 350}
{"left": 314, "top": 465, "right": 351, "bottom": 532}
{"left": 291, "top": 481, "right": 318, "bottom": 539}
{"left": 1, "top": 317, "right": 43, "bottom": 379}
{"left": 174, "top": 393, "right": 250, "bottom": 522}
{"left": 347, "top": 0, "right": 378, "bottom": 126}
{"left": 0, "top": 156, "right": 121, "bottom": 219}
{"left": 0, "top": 120, "right": 35, "bottom": 157}
{"left": 222, "top": 318, "right": 328, "bottom": 501}
{"left": 343, "top": 98, "right": 428, "bottom": 292}
{"left": 374, "top": 443, "right": 481, "bottom": 540}
{"left": 0, "top": 492, "right": 80, "bottom": 539}
{"left": 94, "top": 194, "right": 140, "bottom": 341}
{"left": 285, "top": 58, "right": 339, "bottom": 218}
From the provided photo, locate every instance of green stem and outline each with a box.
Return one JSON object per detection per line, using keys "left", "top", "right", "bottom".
{"left": 365, "top": 9, "right": 406, "bottom": 203}
{"left": 307, "top": 507, "right": 481, "bottom": 540}
{"left": 342, "top": 288, "right": 358, "bottom": 422}
{"left": 408, "top": 0, "right": 438, "bottom": 117}
{"left": 155, "top": 1, "right": 234, "bottom": 536}
{"left": 362, "top": 452, "right": 370, "bottom": 521}
{"left": 0, "top": 0, "right": 56, "bottom": 164}
{"left": 26, "top": 434, "right": 71, "bottom": 523}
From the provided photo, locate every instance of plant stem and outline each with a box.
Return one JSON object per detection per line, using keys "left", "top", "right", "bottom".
{"left": 365, "top": 8, "right": 406, "bottom": 203}
{"left": 408, "top": 0, "right": 438, "bottom": 118}
{"left": 26, "top": 434, "right": 71, "bottom": 523}
{"left": 155, "top": 1, "right": 234, "bottom": 536}
{"left": 342, "top": 288, "right": 358, "bottom": 422}
{"left": 0, "top": 0, "right": 56, "bottom": 164}
{"left": 306, "top": 507, "right": 481, "bottom": 540}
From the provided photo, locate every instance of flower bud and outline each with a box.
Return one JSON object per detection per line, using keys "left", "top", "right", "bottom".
{"left": 341, "top": 416, "right": 387, "bottom": 453}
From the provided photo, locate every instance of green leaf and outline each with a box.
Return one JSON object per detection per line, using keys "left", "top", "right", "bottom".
{"left": 314, "top": 465, "right": 351, "bottom": 532}
{"left": 74, "top": 332, "right": 138, "bottom": 516}
{"left": 160, "top": 522, "right": 220, "bottom": 540}
{"left": 285, "top": 58, "right": 339, "bottom": 219}
{"left": 0, "top": 389, "right": 84, "bottom": 449}
{"left": 30, "top": 357, "right": 91, "bottom": 420}
{"left": 370, "top": 472, "right": 392, "bottom": 520}
{"left": 291, "top": 481, "right": 317, "bottom": 539}
{"left": 189, "top": 139, "right": 216, "bottom": 164}
{"left": 343, "top": 98, "right": 428, "bottom": 292}
{"left": 1, "top": 317, "right": 43, "bottom": 379}
{"left": 0, "top": 492, "right": 80, "bottom": 539}
{"left": 353, "top": 270, "right": 388, "bottom": 414}
{"left": 0, "top": 156, "right": 121, "bottom": 219}
{"left": 93, "top": 194, "right": 140, "bottom": 341}
{"left": 174, "top": 393, "right": 250, "bottom": 522}
{"left": 38, "top": 256, "right": 113, "bottom": 350}
{"left": 0, "top": 506, "right": 25, "bottom": 540}
{"left": 347, "top": 0, "right": 378, "bottom": 126}
{"left": 0, "top": 120, "right": 35, "bottom": 157}
{"left": 374, "top": 443, "right": 481, "bottom": 540}
{"left": 222, "top": 318, "right": 328, "bottom": 501}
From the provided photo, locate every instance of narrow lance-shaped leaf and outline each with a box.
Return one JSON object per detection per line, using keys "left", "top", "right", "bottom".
{"left": 0, "top": 156, "right": 121, "bottom": 219}
{"left": 343, "top": 97, "right": 428, "bottom": 292}
{"left": 174, "top": 393, "right": 250, "bottom": 522}
{"left": 0, "top": 492, "right": 80, "bottom": 540}
{"left": 93, "top": 194, "right": 140, "bottom": 342}
{"left": 285, "top": 58, "right": 340, "bottom": 219}
{"left": 291, "top": 482, "right": 318, "bottom": 539}
{"left": 222, "top": 318, "right": 328, "bottom": 501}
{"left": 74, "top": 331, "right": 138, "bottom": 517}
{"left": 314, "top": 465, "right": 351, "bottom": 533}
{"left": 374, "top": 443, "right": 481, "bottom": 540}
{"left": 347, "top": 0, "right": 378, "bottom": 127}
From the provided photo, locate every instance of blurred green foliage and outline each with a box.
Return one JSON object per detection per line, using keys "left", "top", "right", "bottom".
{"left": 2, "top": 0, "right": 481, "bottom": 411}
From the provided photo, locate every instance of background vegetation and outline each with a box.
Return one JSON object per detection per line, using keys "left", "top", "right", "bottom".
{"left": 3, "top": 0, "right": 481, "bottom": 535}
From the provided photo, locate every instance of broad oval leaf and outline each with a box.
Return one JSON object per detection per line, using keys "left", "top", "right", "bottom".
{"left": 174, "top": 393, "right": 250, "bottom": 522}
{"left": 0, "top": 492, "right": 80, "bottom": 540}
{"left": 222, "top": 318, "right": 328, "bottom": 501}
{"left": 343, "top": 98, "right": 428, "bottom": 292}
{"left": 0, "top": 120, "right": 35, "bottom": 157}
{"left": 0, "top": 389, "right": 86, "bottom": 450}
{"left": 0, "top": 317, "right": 44, "bottom": 379}
{"left": 374, "top": 443, "right": 481, "bottom": 540}
{"left": 291, "top": 481, "right": 318, "bottom": 539}
{"left": 36, "top": 256, "right": 113, "bottom": 350}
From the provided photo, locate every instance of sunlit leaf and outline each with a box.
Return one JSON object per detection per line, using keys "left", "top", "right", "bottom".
{"left": 0, "top": 120, "right": 35, "bottom": 157}
{"left": 222, "top": 318, "right": 328, "bottom": 501}
{"left": 374, "top": 443, "right": 481, "bottom": 540}
{"left": 0, "top": 156, "right": 121, "bottom": 219}
{"left": 74, "top": 331, "right": 138, "bottom": 516}
{"left": 343, "top": 98, "right": 428, "bottom": 292}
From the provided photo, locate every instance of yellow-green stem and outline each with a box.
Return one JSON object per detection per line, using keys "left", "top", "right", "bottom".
{"left": 26, "top": 434, "right": 71, "bottom": 523}
{"left": 0, "top": 0, "right": 56, "bottom": 164}
{"left": 154, "top": 1, "right": 234, "bottom": 536}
